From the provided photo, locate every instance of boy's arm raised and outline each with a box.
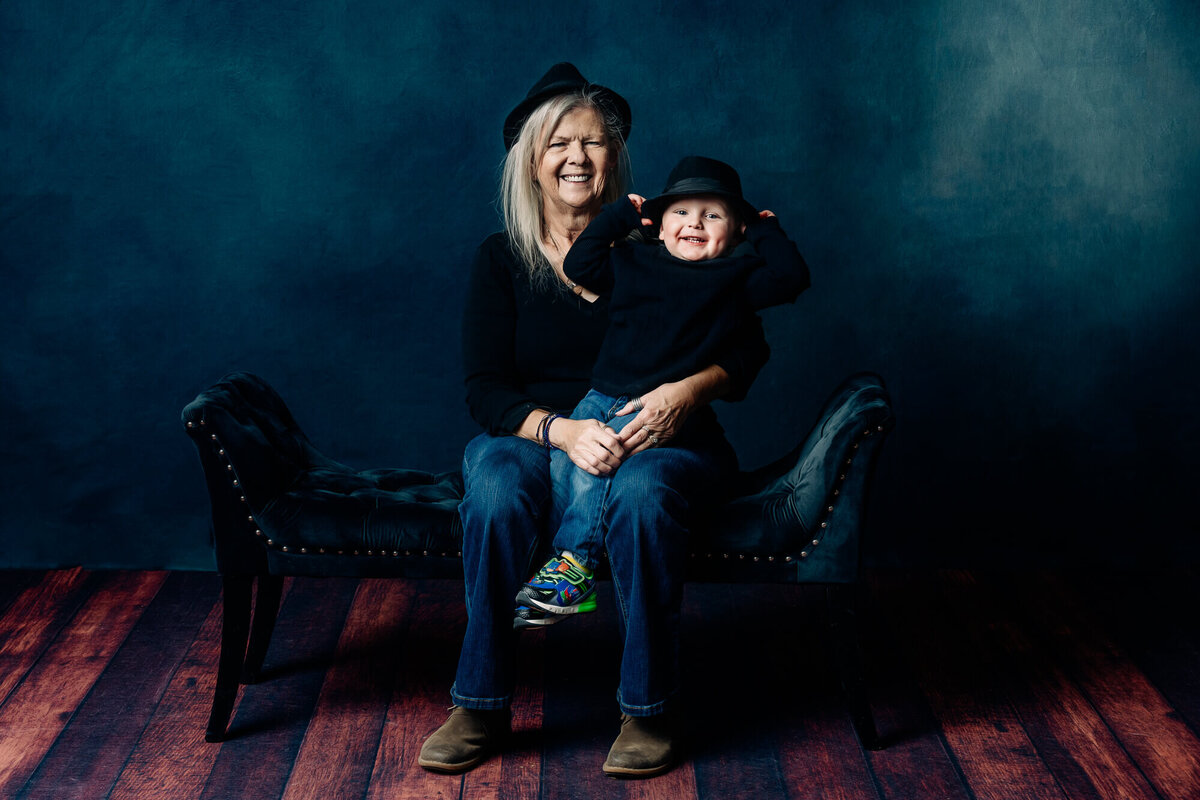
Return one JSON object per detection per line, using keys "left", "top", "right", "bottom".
{"left": 741, "top": 212, "right": 812, "bottom": 311}
{"left": 563, "top": 195, "right": 647, "bottom": 294}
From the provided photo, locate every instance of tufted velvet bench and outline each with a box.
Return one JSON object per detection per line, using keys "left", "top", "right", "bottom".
{"left": 182, "top": 371, "right": 893, "bottom": 748}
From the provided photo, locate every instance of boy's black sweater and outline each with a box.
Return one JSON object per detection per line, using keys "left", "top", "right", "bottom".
{"left": 564, "top": 198, "right": 811, "bottom": 398}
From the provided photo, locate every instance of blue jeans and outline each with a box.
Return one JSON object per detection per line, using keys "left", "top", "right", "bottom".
{"left": 452, "top": 432, "right": 553, "bottom": 712}
{"left": 451, "top": 409, "right": 736, "bottom": 716}
{"left": 549, "top": 389, "right": 641, "bottom": 570}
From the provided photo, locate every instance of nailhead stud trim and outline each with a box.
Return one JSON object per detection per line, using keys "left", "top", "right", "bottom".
{"left": 777, "top": 423, "right": 880, "bottom": 564}
{"left": 197, "top": 407, "right": 885, "bottom": 568}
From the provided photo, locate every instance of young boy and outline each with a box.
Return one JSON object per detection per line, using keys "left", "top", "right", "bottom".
{"left": 514, "top": 155, "right": 811, "bottom": 628}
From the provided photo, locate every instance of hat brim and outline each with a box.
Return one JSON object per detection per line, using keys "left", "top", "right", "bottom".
{"left": 642, "top": 181, "right": 758, "bottom": 228}
{"left": 503, "top": 83, "right": 632, "bottom": 151}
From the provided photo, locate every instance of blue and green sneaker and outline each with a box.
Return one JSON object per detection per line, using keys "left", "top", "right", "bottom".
{"left": 516, "top": 553, "right": 597, "bottom": 615}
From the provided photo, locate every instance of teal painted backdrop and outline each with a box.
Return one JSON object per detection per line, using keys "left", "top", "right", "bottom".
{"left": 2, "top": 1, "right": 1197, "bottom": 569}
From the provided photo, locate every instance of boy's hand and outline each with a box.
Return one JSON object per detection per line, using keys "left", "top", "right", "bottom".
{"left": 742, "top": 209, "right": 776, "bottom": 234}
{"left": 627, "top": 194, "right": 653, "bottom": 227}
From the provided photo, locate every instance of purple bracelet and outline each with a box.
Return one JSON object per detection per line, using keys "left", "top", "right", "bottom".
{"left": 542, "top": 413, "right": 561, "bottom": 450}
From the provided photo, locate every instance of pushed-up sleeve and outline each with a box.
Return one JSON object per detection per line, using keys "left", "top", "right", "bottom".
{"left": 711, "top": 312, "right": 771, "bottom": 403}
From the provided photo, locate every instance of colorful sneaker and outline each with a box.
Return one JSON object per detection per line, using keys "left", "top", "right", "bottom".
{"left": 513, "top": 595, "right": 598, "bottom": 631}
{"left": 516, "top": 553, "right": 597, "bottom": 614}
{"left": 514, "top": 603, "right": 558, "bottom": 631}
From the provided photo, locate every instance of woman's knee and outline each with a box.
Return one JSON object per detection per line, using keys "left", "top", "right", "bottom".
{"left": 461, "top": 434, "right": 552, "bottom": 520}
{"left": 608, "top": 452, "right": 703, "bottom": 517}
{"left": 604, "top": 448, "right": 730, "bottom": 556}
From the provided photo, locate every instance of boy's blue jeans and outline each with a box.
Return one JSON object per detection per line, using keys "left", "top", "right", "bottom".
{"left": 451, "top": 396, "right": 735, "bottom": 716}
{"left": 549, "top": 389, "right": 643, "bottom": 570}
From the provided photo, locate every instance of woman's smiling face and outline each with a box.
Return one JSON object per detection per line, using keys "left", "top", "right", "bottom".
{"left": 536, "top": 106, "right": 612, "bottom": 214}
{"left": 658, "top": 195, "right": 738, "bottom": 261}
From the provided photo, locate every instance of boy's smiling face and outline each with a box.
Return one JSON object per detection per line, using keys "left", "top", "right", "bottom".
{"left": 658, "top": 195, "right": 740, "bottom": 261}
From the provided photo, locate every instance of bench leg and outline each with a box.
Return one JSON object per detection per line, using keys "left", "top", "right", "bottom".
{"left": 242, "top": 575, "right": 283, "bottom": 684}
{"left": 826, "top": 583, "right": 882, "bottom": 750}
{"left": 206, "top": 574, "right": 253, "bottom": 743}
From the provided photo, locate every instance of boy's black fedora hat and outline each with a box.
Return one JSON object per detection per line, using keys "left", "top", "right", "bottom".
{"left": 642, "top": 156, "right": 758, "bottom": 225}
{"left": 503, "top": 62, "right": 632, "bottom": 151}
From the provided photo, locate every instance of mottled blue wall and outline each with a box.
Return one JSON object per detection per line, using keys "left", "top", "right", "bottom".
{"left": 2, "top": 1, "right": 1198, "bottom": 569}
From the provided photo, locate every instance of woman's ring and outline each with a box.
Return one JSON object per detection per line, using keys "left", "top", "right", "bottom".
{"left": 649, "top": 434, "right": 660, "bottom": 446}
{"left": 631, "top": 396, "right": 644, "bottom": 412}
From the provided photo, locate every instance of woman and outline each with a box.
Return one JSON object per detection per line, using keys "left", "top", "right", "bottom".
{"left": 417, "top": 63, "right": 769, "bottom": 778}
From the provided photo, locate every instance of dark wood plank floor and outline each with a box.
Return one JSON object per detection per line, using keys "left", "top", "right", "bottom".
{"left": 1, "top": 568, "right": 1198, "bottom": 799}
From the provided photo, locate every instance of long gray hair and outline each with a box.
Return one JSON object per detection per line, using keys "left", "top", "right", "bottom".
{"left": 499, "top": 90, "right": 632, "bottom": 289}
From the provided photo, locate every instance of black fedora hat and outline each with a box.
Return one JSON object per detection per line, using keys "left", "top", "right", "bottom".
{"left": 503, "top": 62, "right": 632, "bottom": 151}
{"left": 642, "top": 156, "right": 757, "bottom": 225}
